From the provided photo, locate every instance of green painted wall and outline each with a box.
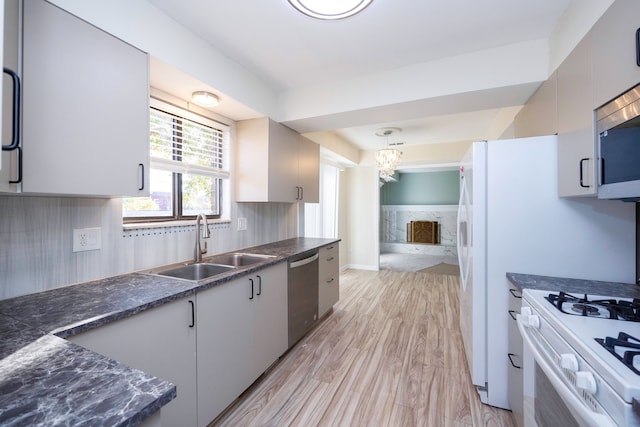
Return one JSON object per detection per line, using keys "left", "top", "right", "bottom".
{"left": 380, "top": 170, "right": 460, "bottom": 205}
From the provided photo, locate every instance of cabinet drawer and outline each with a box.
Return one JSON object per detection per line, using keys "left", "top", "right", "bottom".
{"left": 319, "top": 244, "right": 339, "bottom": 281}
{"left": 319, "top": 273, "right": 339, "bottom": 316}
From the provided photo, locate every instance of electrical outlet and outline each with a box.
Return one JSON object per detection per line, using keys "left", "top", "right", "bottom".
{"left": 237, "top": 217, "right": 247, "bottom": 231}
{"left": 73, "top": 227, "right": 102, "bottom": 252}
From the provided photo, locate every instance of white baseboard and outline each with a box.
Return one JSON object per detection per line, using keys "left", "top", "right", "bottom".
{"left": 342, "top": 264, "right": 379, "bottom": 271}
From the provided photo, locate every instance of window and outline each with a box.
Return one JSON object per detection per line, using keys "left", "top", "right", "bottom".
{"left": 304, "top": 162, "right": 340, "bottom": 238}
{"left": 123, "top": 98, "right": 230, "bottom": 222}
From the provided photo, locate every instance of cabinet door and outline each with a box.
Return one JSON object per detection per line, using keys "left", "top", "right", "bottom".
{"left": 0, "top": 0, "right": 17, "bottom": 192}
{"left": 557, "top": 34, "right": 597, "bottom": 197}
{"left": 318, "top": 244, "right": 339, "bottom": 316}
{"left": 251, "top": 263, "right": 287, "bottom": 378}
{"left": 507, "top": 286, "right": 524, "bottom": 427}
{"left": 68, "top": 298, "right": 198, "bottom": 427}
{"left": 268, "top": 122, "right": 299, "bottom": 202}
{"left": 298, "top": 135, "right": 320, "bottom": 203}
{"left": 20, "top": 0, "right": 149, "bottom": 196}
{"left": 592, "top": 0, "right": 640, "bottom": 108}
{"left": 235, "top": 117, "right": 270, "bottom": 202}
{"left": 196, "top": 276, "right": 254, "bottom": 426}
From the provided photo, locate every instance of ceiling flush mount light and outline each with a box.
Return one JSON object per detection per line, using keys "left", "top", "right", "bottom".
{"left": 288, "top": 0, "right": 373, "bottom": 20}
{"left": 191, "top": 91, "right": 219, "bottom": 107}
{"left": 375, "top": 127, "right": 402, "bottom": 181}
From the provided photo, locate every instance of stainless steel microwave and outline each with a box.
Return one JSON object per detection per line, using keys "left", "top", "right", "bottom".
{"left": 597, "top": 84, "right": 640, "bottom": 201}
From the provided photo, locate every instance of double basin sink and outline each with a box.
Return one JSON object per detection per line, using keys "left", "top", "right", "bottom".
{"left": 143, "top": 253, "right": 276, "bottom": 282}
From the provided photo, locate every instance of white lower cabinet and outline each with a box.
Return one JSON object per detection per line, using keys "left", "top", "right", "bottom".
{"left": 196, "top": 263, "right": 287, "bottom": 426}
{"left": 69, "top": 262, "right": 288, "bottom": 427}
{"left": 507, "top": 286, "right": 524, "bottom": 427}
{"left": 68, "top": 297, "right": 198, "bottom": 427}
{"left": 318, "top": 243, "right": 339, "bottom": 317}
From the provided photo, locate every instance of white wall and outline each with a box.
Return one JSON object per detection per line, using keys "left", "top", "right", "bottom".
{"left": 340, "top": 166, "right": 379, "bottom": 270}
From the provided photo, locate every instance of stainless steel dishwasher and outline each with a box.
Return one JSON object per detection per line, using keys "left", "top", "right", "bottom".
{"left": 287, "top": 250, "right": 319, "bottom": 347}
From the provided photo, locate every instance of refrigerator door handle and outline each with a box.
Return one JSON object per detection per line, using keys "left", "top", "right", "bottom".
{"left": 457, "top": 175, "right": 470, "bottom": 291}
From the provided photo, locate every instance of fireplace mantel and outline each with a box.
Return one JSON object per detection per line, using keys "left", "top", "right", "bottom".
{"left": 381, "top": 205, "right": 457, "bottom": 257}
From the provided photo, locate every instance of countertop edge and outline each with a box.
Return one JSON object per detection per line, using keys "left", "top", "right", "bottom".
{"left": 507, "top": 272, "right": 640, "bottom": 299}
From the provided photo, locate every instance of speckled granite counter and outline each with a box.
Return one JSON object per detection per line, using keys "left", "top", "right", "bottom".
{"left": 0, "top": 237, "right": 338, "bottom": 426}
{"left": 507, "top": 272, "right": 640, "bottom": 299}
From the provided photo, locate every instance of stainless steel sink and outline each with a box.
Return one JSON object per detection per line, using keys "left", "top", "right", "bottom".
{"left": 205, "top": 252, "right": 276, "bottom": 267}
{"left": 147, "top": 263, "right": 236, "bottom": 282}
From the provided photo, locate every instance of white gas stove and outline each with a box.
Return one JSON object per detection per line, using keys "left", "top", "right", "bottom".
{"left": 519, "top": 288, "right": 640, "bottom": 427}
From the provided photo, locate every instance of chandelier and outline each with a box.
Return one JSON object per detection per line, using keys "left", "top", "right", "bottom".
{"left": 375, "top": 128, "right": 402, "bottom": 181}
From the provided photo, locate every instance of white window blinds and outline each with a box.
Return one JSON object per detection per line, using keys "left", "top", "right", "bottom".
{"left": 149, "top": 98, "right": 230, "bottom": 179}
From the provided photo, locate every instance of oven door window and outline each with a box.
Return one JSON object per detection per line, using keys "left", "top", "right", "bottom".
{"left": 534, "top": 363, "right": 581, "bottom": 427}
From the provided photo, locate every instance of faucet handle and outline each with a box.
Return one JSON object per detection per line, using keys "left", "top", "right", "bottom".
{"left": 201, "top": 241, "right": 208, "bottom": 255}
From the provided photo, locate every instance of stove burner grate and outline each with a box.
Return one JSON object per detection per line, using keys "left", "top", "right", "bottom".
{"left": 571, "top": 303, "right": 600, "bottom": 315}
{"left": 595, "top": 332, "right": 640, "bottom": 376}
{"left": 545, "top": 292, "right": 640, "bottom": 321}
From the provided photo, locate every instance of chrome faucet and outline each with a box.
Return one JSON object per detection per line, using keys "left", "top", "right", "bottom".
{"left": 194, "top": 213, "right": 210, "bottom": 263}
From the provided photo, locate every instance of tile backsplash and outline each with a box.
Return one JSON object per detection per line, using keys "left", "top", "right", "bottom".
{"left": 0, "top": 196, "right": 298, "bottom": 299}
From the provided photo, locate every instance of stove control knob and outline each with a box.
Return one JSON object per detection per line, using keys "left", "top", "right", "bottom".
{"left": 560, "top": 354, "right": 579, "bottom": 371}
{"left": 576, "top": 371, "right": 597, "bottom": 394}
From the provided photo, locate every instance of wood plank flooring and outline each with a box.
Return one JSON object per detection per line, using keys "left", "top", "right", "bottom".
{"left": 211, "top": 269, "right": 515, "bottom": 427}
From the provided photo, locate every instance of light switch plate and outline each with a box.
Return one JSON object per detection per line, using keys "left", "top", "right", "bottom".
{"left": 237, "top": 217, "right": 247, "bottom": 231}
{"left": 73, "top": 227, "right": 102, "bottom": 252}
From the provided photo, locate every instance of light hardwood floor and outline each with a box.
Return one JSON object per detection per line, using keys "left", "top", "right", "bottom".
{"left": 211, "top": 269, "right": 515, "bottom": 427}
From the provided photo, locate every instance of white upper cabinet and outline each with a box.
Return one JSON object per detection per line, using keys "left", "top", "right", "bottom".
{"left": 557, "top": 33, "right": 597, "bottom": 197}
{"left": 591, "top": 0, "right": 640, "bottom": 108}
{"left": 298, "top": 134, "right": 320, "bottom": 203}
{"left": 0, "top": 0, "right": 4, "bottom": 175}
{"left": 236, "top": 117, "right": 319, "bottom": 203}
{"left": 556, "top": 0, "right": 640, "bottom": 197}
{"left": 1, "top": 0, "right": 149, "bottom": 196}
{"left": 0, "top": 0, "right": 16, "bottom": 192}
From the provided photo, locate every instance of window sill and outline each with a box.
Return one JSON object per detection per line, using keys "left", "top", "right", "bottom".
{"left": 123, "top": 218, "right": 232, "bottom": 231}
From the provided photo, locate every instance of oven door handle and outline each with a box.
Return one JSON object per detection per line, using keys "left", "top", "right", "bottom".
{"left": 517, "top": 316, "right": 616, "bottom": 427}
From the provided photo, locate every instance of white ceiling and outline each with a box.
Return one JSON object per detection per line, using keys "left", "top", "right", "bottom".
{"left": 147, "top": 0, "right": 572, "bottom": 150}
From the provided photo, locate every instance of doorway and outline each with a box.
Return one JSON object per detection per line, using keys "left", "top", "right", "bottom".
{"left": 378, "top": 167, "right": 460, "bottom": 273}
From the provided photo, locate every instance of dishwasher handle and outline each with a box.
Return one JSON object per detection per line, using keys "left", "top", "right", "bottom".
{"left": 289, "top": 253, "right": 318, "bottom": 269}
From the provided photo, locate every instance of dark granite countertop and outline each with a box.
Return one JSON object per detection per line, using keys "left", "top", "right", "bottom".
{"left": 0, "top": 237, "right": 338, "bottom": 426}
{"left": 507, "top": 272, "right": 640, "bottom": 299}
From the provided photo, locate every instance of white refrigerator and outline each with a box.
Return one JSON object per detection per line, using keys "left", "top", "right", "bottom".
{"left": 456, "top": 135, "right": 636, "bottom": 409}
